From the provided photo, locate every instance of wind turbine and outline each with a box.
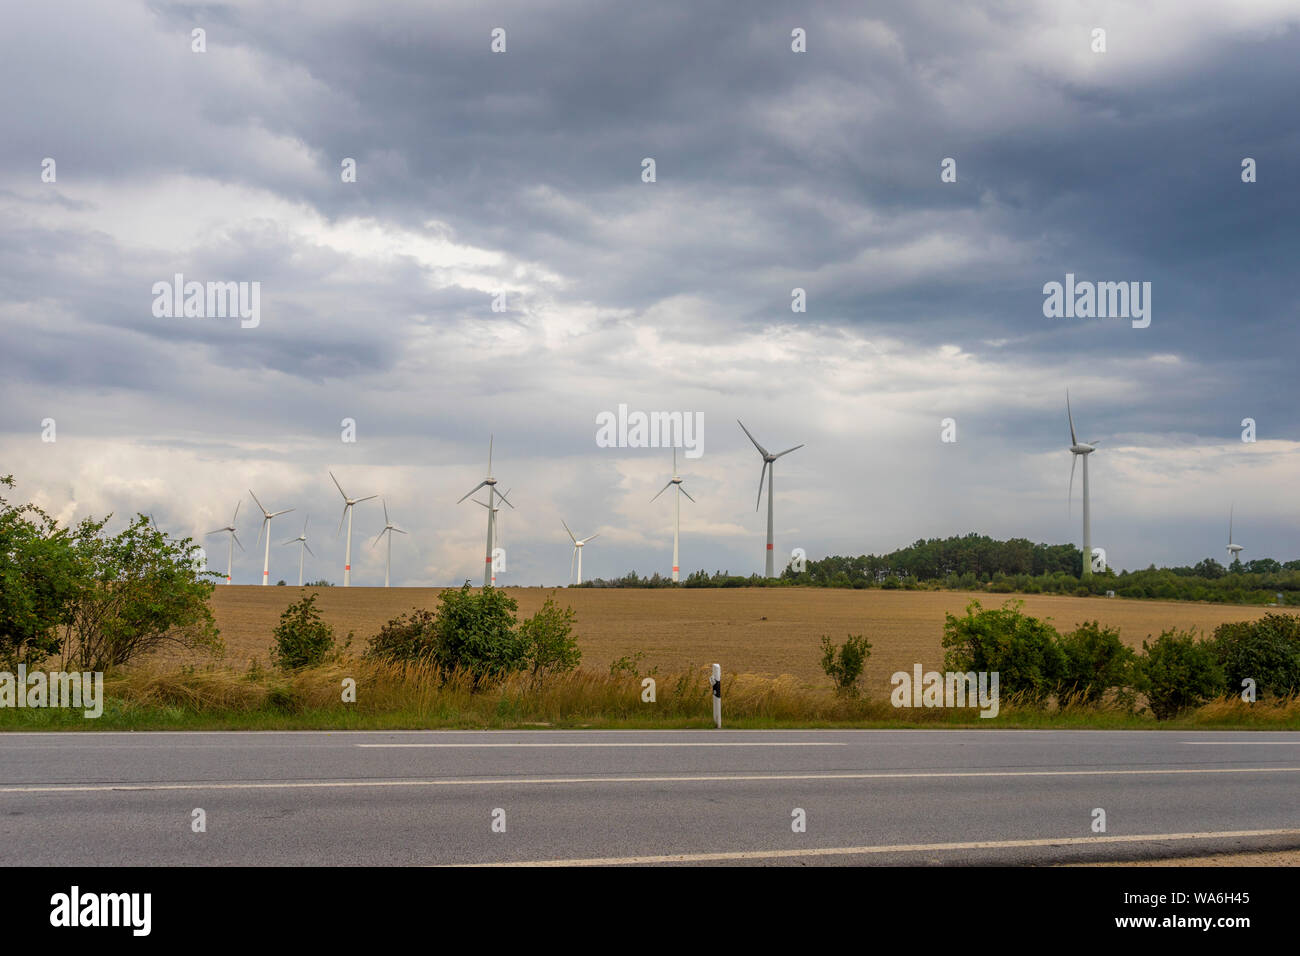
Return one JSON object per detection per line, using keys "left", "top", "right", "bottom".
{"left": 562, "top": 520, "right": 600, "bottom": 585}
{"left": 472, "top": 490, "right": 509, "bottom": 587}
{"left": 1226, "top": 505, "right": 1244, "bottom": 567}
{"left": 330, "top": 471, "right": 376, "bottom": 587}
{"left": 738, "top": 420, "right": 804, "bottom": 578}
{"left": 650, "top": 447, "right": 694, "bottom": 582}
{"left": 282, "top": 515, "right": 314, "bottom": 587}
{"left": 206, "top": 501, "right": 243, "bottom": 584}
{"left": 458, "top": 435, "right": 513, "bottom": 587}
{"left": 1067, "top": 390, "right": 1100, "bottom": 578}
{"left": 372, "top": 499, "right": 407, "bottom": 588}
{"left": 249, "top": 490, "right": 293, "bottom": 586}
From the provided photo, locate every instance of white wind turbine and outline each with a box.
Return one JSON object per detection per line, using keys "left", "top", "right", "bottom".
{"left": 282, "top": 515, "right": 314, "bottom": 587}
{"left": 249, "top": 490, "right": 293, "bottom": 586}
{"left": 372, "top": 499, "right": 407, "bottom": 588}
{"left": 472, "top": 489, "right": 510, "bottom": 587}
{"left": 458, "top": 436, "right": 513, "bottom": 587}
{"left": 650, "top": 447, "right": 694, "bottom": 582}
{"left": 1067, "top": 390, "right": 1100, "bottom": 578}
{"left": 206, "top": 500, "right": 243, "bottom": 584}
{"left": 738, "top": 420, "right": 804, "bottom": 578}
{"left": 1226, "top": 505, "right": 1244, "bottom": 567}
{"left": 331, "top": 471, "right": 376, "bottom": 587}
{"left": 562, "top": 519, "right": 600, "bottom": 585}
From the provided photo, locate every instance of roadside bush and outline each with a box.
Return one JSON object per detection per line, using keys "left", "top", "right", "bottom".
{"left": 1137, "top": 629, "right": 1224, "bottom": 720}
{"left": 941, "top": 600, "right": 1068, "bottom": 703}
{"left": 819, "top": 633, "right": 872, "bottom": 697}
{"left": 518, "top": 594, "right": 581, "bottom": 679}
{"left": 1058, "top": 621, "right": 1137, "bottom": 704}
{"left": 365, "top": 608, "right": 438, "bottom": 663}
{"left": 1210, "top": 613, "right": 1300, "bottom": 700}
{"left": 271, "top": 592, "right": 339, "bottom": 670}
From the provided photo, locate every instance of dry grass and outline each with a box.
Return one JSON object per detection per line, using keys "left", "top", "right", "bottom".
{"left": 170, "top": 586, "right": 1298, "bottom": 698}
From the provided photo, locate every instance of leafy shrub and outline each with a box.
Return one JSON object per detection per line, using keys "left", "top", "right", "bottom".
{"left": 518, "top": 595, "right": 581, "bottom": 678}
{"left": 1137, "top": 629, "right": 1225, "bottom": 719}
{"left": 271, "top": 592, "right": 338, "bottom": 670}
{"left": 1211, "top": 613, "right": 1300, "bottom": 699}
{"left": 365, "top": 608, "right": 438, "bottom": 663}
{"left": 941, "top": 600, "right": 1067, "bottom": 702}
{"left": 819, "top": 633, "right": 872, "bottom": 697}
{"left": 1058, "top": 620, "right": 1137, "bottom": 704}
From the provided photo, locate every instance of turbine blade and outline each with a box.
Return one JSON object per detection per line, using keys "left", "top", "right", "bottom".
{"left": 372, "top": 529, "right": 385, "bottom": 548}
{"left": 1068, "top": 453, "right": 1078, "bottom": 512}
{"left": 487, "top": 435, "right": 494, "bottom": 476}
{"left": 272, "top": 509, "right": 294, "bottom": 518}
{"left": 755, "top": 461, "right": 769, "bottom": 511}
{"left": 774, "top": 443, "right": 804, "bottom": 458}
{"left": 303, "top": 541, "right": 314, "bottom": 557}
{"left": 383, "top": 499, "right": 389, "bottom": 524}
{"left": 357, "top": 495, "right": 377, "bottom": 504}
{"left": 473, "top": 499, "right": 489, "bottom": 509}
{"left": 457, "top": 480, "right": 489, "bottom": 503}
{"left": 570, "top": 546, "right": 577, "bottom": 582}
{"left": 330, "top": 471, "right": 347, "bottom": 500}
{"left": 650, "top": 480, "right": 674, "bottom": 502}
{"left": 249, "top": 489, "right": 266, "bottom": 515}
{"left": 281, "top": 537, "right": 296, "bottom": 546}
{"left": 257, "top": 517, "right": 267, "bottom": 547}
{"left": 232, "top": 533, "right": 244, "bottom": 552}
{"left": 584, "top": 533, "right": 600, "bottom": 543}
{"left": 303, "top": 514, "right": 309, "bottom": 534}
{"left": 206, "top": 528, "right": 225, "bottom": 536}
{"left": 737, "top": 419, "right": 769, "bottom": 458}
{"left": 562, "top": 519, "right": 577, "bottom": 543}
{"left": 232, "top": 500, "right": 241, "bottom": 523}
{"left": 393, "top": 527, "right": 407, "bottom": 535}
{"left": 680, "top": 486, "right": 696, "bottom": 504}
{"left": 495, "top": 488, "right": 515, "bottom": 509}
{"left": 1066, "top": 390, "right": 1077, "bottom": 446}
{"left": 337, "top": 504, "right": 348, "bottom": 536}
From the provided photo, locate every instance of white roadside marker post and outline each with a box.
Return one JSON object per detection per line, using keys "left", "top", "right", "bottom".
{"left": 711, "top": 663, "right": 722, "bottom": 729}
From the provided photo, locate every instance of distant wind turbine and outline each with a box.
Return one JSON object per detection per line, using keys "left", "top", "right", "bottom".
{"left": 562, "top": 519, "right": 600, "bottom": 585}
{"left": 650, "top": 447, "right": 694, "bottom": 582}
{"left": 738, "top": 420, "right": 804, "bottom": 578}
{"left": 1227, "top": 505, "right": 1244, "bottom": 566}
{"left": 1067, "top": 390, "right": 1100, "bottom": 578}
{"left": 372, "top": 499, "right": 407, "bottom": 588}
{"left": 458, "top": 435, "right": 513, "bottom": 587}
{"left": 207, "top": 500, "right": 243, "bottom": 584}
{"left": 282, "top": 515, "right": 314, "bottom": 587}
{"left": 249, "top": 490, "right": 293, "bottom": 586}
{"left": 331, "top": 471, "right": 376, "bottom": 587}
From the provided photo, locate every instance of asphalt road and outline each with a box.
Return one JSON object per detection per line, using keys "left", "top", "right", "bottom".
{"left": 1, "top": 730, "right": 1298, "bottom": 866}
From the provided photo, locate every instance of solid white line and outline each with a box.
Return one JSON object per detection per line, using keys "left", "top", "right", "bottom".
{"left": 353, "top": 742, "right": 844, "bottom": 748}
{"left": 1185, "top": 741, "right": 1300, "bottom": 745}
{"left": 459, "top": 827, "right": 1300, "bottom": 867}
{"left": 4, "top": 766, "right": 1298, "bottom": 794}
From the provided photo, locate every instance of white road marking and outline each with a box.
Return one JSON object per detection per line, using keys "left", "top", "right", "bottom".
{"left": 354, "top": 742, "right": 843, "bottom": 748}
{"left": 1185, "top": 741, "right": 1300, "bottom": 745}
{"left": 3, "top": 765, "right": 1298, "bottom": 794}
{"left": 460, "top": 827, "right": 1300, "bottom": 867}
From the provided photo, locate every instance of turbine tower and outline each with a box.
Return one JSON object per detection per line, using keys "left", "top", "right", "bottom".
{"left": 738, "top": 420, "right": 804, "bottom": 578}
{"left": 651, "top": 447, "right": 694, "bottom": 582}
{"left": 331, "top": 471, "right": 376, "bottom": 587}
{"left": 562, "top": 519, "right": 600, "bottom": 585}
{"left": 1226, "top": 505, "right": 1244, "bottom": 567}
{"left": 282, "top": 515, "right": 314, "bottom": 587}
{"left": 472, "top": 490, "right": 509, "bottom": 587}
{"left": 458, "top": 435, "right": 513, "bottom": 587}
{"left": 372, "top": 499, "right": 407, "bottom": 588}
{"left": 1067, "top": 391, "right": 1100, "bottom": 578}
{"left": 249, "top": 490, "right": 293, "bottom": 586}
{"left": 206, "top": 500, "right": 243, "bottom": 584}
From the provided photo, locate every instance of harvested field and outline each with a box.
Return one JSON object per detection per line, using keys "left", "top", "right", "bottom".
{"left": 164, "top": 587, "right": 1298, "bottom": 695}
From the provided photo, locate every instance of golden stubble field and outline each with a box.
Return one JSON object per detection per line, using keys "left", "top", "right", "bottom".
{"left": 175, "top": 587, "right": 1296, "bottom": 695}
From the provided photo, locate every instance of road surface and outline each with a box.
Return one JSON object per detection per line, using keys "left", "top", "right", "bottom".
{"left": 1, "top": 729, "right": 1297, "bottom": 865}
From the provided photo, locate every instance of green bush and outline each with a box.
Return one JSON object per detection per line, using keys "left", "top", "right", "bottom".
{"left": 365, "top": 608, "right": 438, "bottom": 663}
{"left": 518, "top": 594, "right": 581, "bottom": 679}
{"left": 819, "top": 633, "right": 872, "bottom": 697}
{"left": 271, "top": 592, "right": 338, "bottom": 670}
{"left": 941, "top": 599, "right": 1067, "bottom": 703}
{"left": 1137, "top": 629, "right": 1224, "bottom": 720}
{"left": 1211, "top": 613, "right": 1300, "bottom": 699}
{"left": 1059, "top": 620, "right": 1137, "bottom": 704}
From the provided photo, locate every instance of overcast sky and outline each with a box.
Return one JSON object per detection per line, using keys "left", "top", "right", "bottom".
{"left": 2, "top": 0, "right": 1297, "bottom": 586}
